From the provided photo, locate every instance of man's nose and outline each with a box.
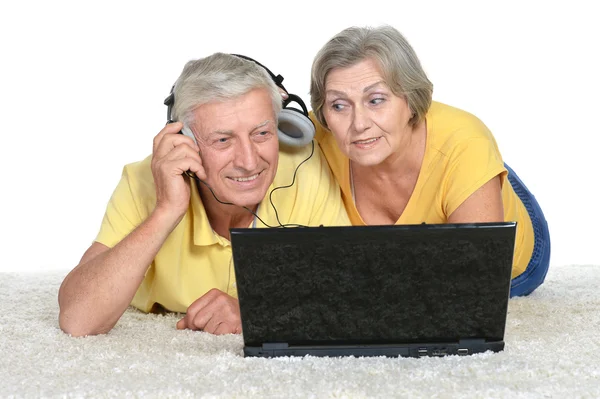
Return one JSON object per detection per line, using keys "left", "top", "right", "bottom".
{"left": 233, "top": 140, "right": 259, "bottom": 171}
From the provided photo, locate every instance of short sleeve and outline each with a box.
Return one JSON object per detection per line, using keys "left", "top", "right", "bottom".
{"left": 442, "top": 137, "right": 507, "bottom": 217}
{"left": 95, "top": 167, "right": 144, "bottom": 248}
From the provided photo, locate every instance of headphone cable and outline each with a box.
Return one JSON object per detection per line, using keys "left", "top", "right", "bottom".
{"left": 268, "top": 140, "right": 315, "bottom": 227}
{"left": 191, "top": 141, "right": 314, "bottom": 229}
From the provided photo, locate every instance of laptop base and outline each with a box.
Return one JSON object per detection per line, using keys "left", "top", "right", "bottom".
{"left": 244, "top": 340, "right": 505, "bottom": 358}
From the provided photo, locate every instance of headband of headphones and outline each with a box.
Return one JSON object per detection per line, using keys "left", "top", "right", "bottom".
{"left": 164, "top": 54, "right": 315, "bottom": 147}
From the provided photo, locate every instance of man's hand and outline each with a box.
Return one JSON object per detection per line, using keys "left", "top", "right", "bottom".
{"left": 151, "top": 122, "right": 206, "bottom": 223}
{"left": 176, "top": 289, "right": 242, "bottom": 335}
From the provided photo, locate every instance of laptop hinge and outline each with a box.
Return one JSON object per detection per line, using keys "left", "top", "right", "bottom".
{"left": 261, "top": 343, "right": 289, "bottom": 350}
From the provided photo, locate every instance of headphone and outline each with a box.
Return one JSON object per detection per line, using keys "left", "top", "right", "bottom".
{"left": 161, "top": 54, "right": 315, "bottom": 228}
{"left": 163, "top": 54, "right": 315, "bottom": 147}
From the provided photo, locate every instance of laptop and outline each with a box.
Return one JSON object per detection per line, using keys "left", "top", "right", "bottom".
{"left": 230, "top": 222, "right": 516, "bottom": 358}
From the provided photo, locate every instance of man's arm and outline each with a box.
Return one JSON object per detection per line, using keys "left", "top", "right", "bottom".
{"left": 58, "top": 122, "right": 205, "bottom": 337}
{"left": 58, "top": 210, "right": 181, "bottom": 336}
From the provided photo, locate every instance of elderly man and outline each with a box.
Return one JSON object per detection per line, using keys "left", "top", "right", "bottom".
{"left": 58, "top": 53, "right": 349, "bottom": 337}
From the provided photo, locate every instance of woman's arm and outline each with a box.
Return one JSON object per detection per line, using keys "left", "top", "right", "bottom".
{"left": 447, "top": 175, "right": 504, "bottom": 223}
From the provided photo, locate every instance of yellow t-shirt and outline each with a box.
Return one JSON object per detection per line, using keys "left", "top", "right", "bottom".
{"left": 95, "top": 142, "right": 350, "bottom": 313}
{"left": 313, "top": 101, "right": 534, "bottom": 279}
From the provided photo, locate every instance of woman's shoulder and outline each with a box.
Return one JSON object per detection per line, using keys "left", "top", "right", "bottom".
{"left": 427, "top": 101, "right": 496, "bottom": 149}
{"left": 308, "top": 112, "right": 347, "bottom": 172}
{"left": 429, "top": 101, "right": 490, "bottom": 134}
{"left": 309, "top": 111, "right": 331, "bottom": 144}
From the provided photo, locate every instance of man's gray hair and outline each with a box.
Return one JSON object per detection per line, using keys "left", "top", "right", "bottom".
{"left": 310, "top": 25, "right": 433, "bottom": 129}
{"left": 172, "top": 53, "right": 282, "bottom": 127}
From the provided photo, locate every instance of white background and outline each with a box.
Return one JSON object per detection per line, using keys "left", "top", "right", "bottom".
{"left": 0, "top": 0, "right": 597, "bottom": 273}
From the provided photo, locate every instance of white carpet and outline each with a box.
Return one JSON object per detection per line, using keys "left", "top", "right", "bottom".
{"left": 1, "top": 264, "right": 599, "bottom": 398}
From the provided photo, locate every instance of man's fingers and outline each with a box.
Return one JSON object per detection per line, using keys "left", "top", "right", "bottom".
{"left": 178, "top": 309, "right": 215, "bottom": 332}
{"left": 176, "top": 289, "right": 222, "bottom": 331}
{"left": 153, "top": 124, "right": 199, "bottom": 159}
{"left": 154, "top": 136, "right": 199, "bottom": 162}
{"left": 152, "top": 123, "right": 206, "bottom": 183}
{"left": 188, "top": 160, "right": 207, "bottom": 181}
{"left": 156, "top": 144, "right": 206, "bottom": 180}
{"left": 184, "top": 289, "right": 220, "bottom": 319}
{"left": 162, "top": 142, "right": 202, "bottom": 164}
{"left": 177, "top": 310, "right": 211, "bottom": 332}
{"left": 188, "top": 309, "right": 213, "bottom": 332}
{"left": 153, "top": 122, "right": 183, "bottom": 152}
{"left": 176, "top": 290, "right": 242, "bottom": 335}
{"left": 196, "top": 295, "right": 241, "bottom": 334}
{"left": 188, "top": 295, "right": 229, "bottom": 331}
{"left": 196, "top": 312, "right": 219, "bottom": 333}
{"left": 214, "top": 322, "right": 240, "bottom": 335}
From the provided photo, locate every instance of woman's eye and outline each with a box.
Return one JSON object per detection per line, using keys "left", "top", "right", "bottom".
{"left": 370, "top": 97, "right": 385, "bottom": 105}
{"left": 332, "top": 103, "right": 345, "bottom": 111}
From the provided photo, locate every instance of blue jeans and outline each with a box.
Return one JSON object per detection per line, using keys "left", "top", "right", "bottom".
{"left": 505, "top": 164, "right": 551, "bottom": 297}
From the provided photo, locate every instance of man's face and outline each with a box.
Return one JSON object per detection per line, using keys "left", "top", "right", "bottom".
{"left": 190, "top": 88, "right": 279, "bottom": 208}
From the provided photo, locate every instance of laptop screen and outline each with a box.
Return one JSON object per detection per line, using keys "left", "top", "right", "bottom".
{"left": 231, "top": 222, "right": 516, "bottom": 347}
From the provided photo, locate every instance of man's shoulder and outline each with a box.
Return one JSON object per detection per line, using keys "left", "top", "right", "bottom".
{"left": 275, "top": 141, "right": 323, "bottom": 177}
{"left": 119, "top": 154, "right": 156, "bottom": 201}
{"left": 272, "top": 141, "right": 334, "bottom": 194}
{"left": 122, "top": 154, "right": 153, "bottom": 179}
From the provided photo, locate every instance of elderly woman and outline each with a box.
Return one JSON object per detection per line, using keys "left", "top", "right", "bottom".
{"left": 309, "top": 25, "right": 550, "bottom": 297}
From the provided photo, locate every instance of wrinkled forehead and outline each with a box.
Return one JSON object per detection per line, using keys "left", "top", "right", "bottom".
{"left": 325, "top": 58, "right": 387, "bottom": 93}
{"left": 189, "top": 89, "right": 277, "bottom": 138}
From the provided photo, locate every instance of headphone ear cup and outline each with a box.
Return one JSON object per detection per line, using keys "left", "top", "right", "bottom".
{"left": 277, "top": 108, "right": 315, "bottom": 147}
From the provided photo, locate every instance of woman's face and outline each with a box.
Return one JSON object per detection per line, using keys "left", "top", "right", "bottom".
{"left": 323, "top": 58, "right": 413, "bottom": 166}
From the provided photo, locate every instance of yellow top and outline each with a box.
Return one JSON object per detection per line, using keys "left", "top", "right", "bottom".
{"left": 313, "top": 101, "right": 534, "bottom": 278}
{"left": 95, "top": 142, "right": 350, "bottom": 312}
